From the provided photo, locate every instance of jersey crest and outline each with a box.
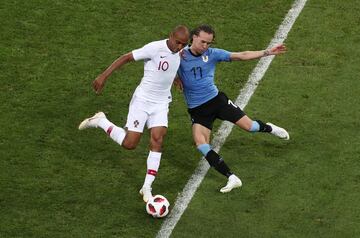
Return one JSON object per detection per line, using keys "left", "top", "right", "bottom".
{"left": 202, "top": 55, "right": 208, "bottom": 62}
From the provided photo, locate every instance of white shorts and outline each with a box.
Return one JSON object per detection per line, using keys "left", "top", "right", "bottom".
{"left": 125, "top": 96, "right": 169, "bottom": 133}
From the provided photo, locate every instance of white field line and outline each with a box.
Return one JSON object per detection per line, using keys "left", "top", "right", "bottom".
{"left": 156, "top": 0, "right": 307, "bottom": 237}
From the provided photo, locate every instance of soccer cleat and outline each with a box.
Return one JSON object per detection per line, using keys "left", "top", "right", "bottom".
{"left": 220, "top": 174, "right": 242, "bottom": 193}
{"left": 267, "top": 122, "right": 290, "bottom": 140}
{"left": 78, "top": 112, "right": 106, "bottom": 130}
{"left": 139, "top": 187, "right": 153, "bottom": 203}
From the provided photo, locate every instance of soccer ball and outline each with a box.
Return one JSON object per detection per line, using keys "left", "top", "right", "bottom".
{"left": 146, "top": 195, "right": 170, "bottom": 218}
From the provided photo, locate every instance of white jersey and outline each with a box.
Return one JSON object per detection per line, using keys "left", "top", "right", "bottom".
{"left": 132, "top": 39, "right": 180, "bottom": 103}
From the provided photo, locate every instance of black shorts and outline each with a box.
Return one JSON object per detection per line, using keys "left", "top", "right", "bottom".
{"left": 188, "top": 92, "right": 246, "bottom": 130}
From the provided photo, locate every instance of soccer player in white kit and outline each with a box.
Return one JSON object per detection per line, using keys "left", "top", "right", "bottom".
{"left": 79, "top": 25, "right": 189, "bottom": 203}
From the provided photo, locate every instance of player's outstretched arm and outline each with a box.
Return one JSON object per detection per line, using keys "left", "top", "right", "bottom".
{"left": 230, "top": 44, "right": 287, "bottom": 61}
{"left": 93, "top": 52, "right": 134, "bottom": 94}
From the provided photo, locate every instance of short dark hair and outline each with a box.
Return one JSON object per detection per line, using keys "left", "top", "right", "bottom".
{"left": 190, "top": 24, "right": 215, "bottom": 43}
{"left": 171, "top": 25, "right": 189, "bottom": 35}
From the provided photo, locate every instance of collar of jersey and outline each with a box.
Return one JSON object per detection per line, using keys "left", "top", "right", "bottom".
{"left": 187, "top": 47, "right": 203, "bottom": 57}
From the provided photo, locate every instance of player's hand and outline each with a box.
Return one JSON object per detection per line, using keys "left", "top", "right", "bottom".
{"left": 92, "top": 75, "right": 106, "bottom": 94}
{"left": 269, "top": 44, "right": 287, "bottom": 55}
{"left": 173, "top": 77, "right": 183, "bottom": 92}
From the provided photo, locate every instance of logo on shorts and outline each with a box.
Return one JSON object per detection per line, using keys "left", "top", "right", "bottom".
{"left": 202, "top": 55, "right": 208, "bottom": 62}
{"left": 134, "top": 120, "right": 139, "bottom": 128}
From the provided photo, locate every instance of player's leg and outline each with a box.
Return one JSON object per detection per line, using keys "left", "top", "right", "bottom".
{"left": 235, "top": 115, "right": 270, "bottom": 132}
{"left": 235, "top": 116, "right": 289, "bottom": 140}
{"left": 121, "top": 131, "right": 142, "bottom": 150}
{"left": 149, "top": 126, "right": 167, "bottom": 152}
{"left": 121, "top": 96, "right": 151, "bottom": 150}
{"left": 139, "top": 104, "right": 168, "bottom": 202}
{"left": 78, "top": 112, "right": 128, "bottom": 146}
{"left": 193, "top": 123, "right": 242, "bottom": 193}
{"left": 78, "top": 96, "right": 147, "bottom": 149}
{"left": 217, "top": 93, "right": 289, "bottom": 140}
{"left": 188, "top": 94, "right": 242, "bottom": 193}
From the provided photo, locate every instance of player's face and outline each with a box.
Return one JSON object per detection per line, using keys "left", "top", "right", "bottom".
{"left": 169, "top": 32, "right": 189, "bottom": 53}
{"left": 192, "top": 31, "right": 213, "bottom": 54}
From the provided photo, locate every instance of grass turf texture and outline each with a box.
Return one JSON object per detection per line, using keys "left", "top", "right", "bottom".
{"left": 1, "top": 0, "right": 359, "bottom": 237}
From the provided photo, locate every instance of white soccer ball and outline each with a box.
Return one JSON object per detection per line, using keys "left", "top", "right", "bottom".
{"left": 146, "top": 194, "right": 170, "bottom": 218}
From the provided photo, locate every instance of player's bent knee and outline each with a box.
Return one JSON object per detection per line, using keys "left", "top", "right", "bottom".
{"left": 151, "top": 134, "right": 165, "bottom": 145}
{"left": 122, "top": 141, "right": 137, "bottom": 150}
{"left": 121, "top": 132, "right": 141, "bottom": 150}
{"left": 122, "top": 138, "right": 140, "bottom": 150}
{"left": 150, "top": 138, "right": 164, "bottom": 151}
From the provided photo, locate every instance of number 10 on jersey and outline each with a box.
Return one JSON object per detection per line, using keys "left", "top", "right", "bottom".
{"left": 158, "top": 61, "right": 169, "bottom": 71}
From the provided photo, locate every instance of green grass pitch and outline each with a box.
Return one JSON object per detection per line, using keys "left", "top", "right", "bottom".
{"left": 1, "top": 0, "right": 359, "bottom": 237}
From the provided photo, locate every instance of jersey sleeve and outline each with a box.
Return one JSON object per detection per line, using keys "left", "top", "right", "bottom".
{"left": 132, "top": 42, "right": 156, "bottom": 61}
{"left": 212, "top": 48, "right": 231, "bottom": 62}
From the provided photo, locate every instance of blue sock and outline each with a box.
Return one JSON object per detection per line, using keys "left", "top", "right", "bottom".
{"left": 250, "top": 121, "right": 260, "bottom": 132}
{"left": 197, "top": 144, "right": 211, "bottom": 156}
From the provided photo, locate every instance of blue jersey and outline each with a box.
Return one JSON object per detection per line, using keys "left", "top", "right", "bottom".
{"left": 178, "top": 47, "right": 231, "bottom": 108}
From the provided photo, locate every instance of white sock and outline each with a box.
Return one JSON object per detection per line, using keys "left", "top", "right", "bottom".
{"left": 143, "top": 151, "right": 162, "bottom": 188}
{"left": 98, "top": 118, "right": 113, "bottom": 131}
{"left": 98, "top": 118, "right": 126, "bottom": 145}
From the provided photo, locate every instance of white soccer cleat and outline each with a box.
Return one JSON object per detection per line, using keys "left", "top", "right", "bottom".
{"left": 267, "top": 122, "right": 290, "bottom": 140}
{"left": 220, "top": 174, "right": 242, "bottom": 193}
{"left": 78, "top": 112, "right": 106, "bottom": 130}
{"left": 139, "top": 187, "right": 153, "bottom": 203}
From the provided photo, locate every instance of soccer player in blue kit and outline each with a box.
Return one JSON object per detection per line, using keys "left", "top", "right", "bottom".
{"left": 176, "top": 24, "right": 289, "bottom": 193}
